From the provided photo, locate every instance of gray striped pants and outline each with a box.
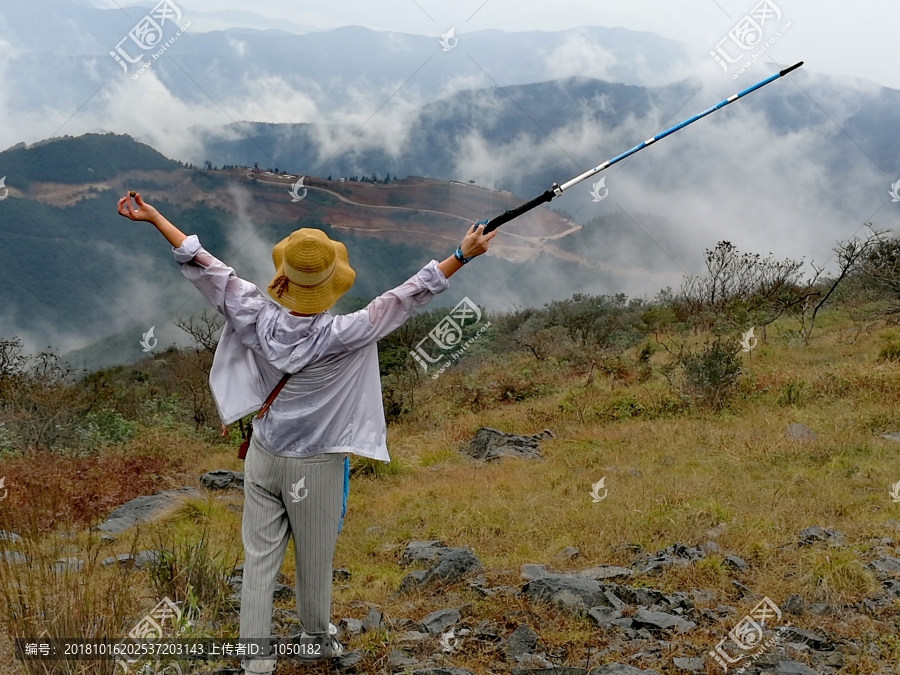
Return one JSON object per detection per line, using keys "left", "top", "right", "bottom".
{"left": 240, "top": 431, "right": 346, "bottom": 646}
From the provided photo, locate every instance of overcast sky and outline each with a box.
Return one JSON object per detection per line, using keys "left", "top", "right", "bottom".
{"left": 97, "top": 0, "right": 899, "bottom": 90}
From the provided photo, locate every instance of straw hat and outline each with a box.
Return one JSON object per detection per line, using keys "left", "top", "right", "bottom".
{"left": 267, "top": 229, "right": 355, "bottom": 314}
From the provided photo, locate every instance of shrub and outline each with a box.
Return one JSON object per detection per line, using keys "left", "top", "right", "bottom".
{"left": 678, "top": 337, "right": 742, "bottom": 409}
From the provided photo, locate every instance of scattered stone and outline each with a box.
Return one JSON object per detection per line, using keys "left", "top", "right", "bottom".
{"left": 773, "top": 661, "right": 819, "bottom": 675}
{"left": 522, "top": 564, "right": 550, "bottom": 580}
{"left": 421, "top": 608, "right": 461, "bottom": 634}
{"left": 474, "top": 620, "right": 501, "bottom": 639}
{"left": 672, "top": 656, "right": 704, "bottom": 672}
{"left": 724, "top": 555, "right": 750, "bottom": 570}
{"left": 782, "top": 627, "right": 831, "bottom": 651}
{"left": 405, "top": 548, "right": 484, "bottom": 590}
{"left": 731, "top": 580, "right": 760, "bottom": 598}
{"left": 636, "top": 543, "right": 704, "bottom": 574}
{"left": 362, "top": 606, "right": 383, "bottom": 632}
{"left": 0, "top": 530, "right": 22, "bottom": 543}
{"left": 869, "top": 556, "right": 900, "bottom": 577}
{"left": 396, "top": 630, "right": 429, "bottom": 644}
{"left": 785, "top": 423, "right": 817, "bottom": 441}
{"left": 631, "top": 609, "right": 696, "bottom": 633}
{"left": 401, "top": 541, "right": 448, "bottom": 566}
{"left": 691, "top": 589, "right": 716, "bottom": 604}
{"left": 52, "top": 557, "right": 84, "bottom": 573}
{"left": 523, "top": 574, "right": 606, "bottom": 614}
{"left": 578, "top": 566, "right": 635, "bottom": 581}
{"left": 513, "top": 668, "right": 586, "bottom": 675}
{"left": 782, "top": 594, "right": 806, "bottom": 615}
{"left": 94, "top": 487, "right": 202, "bottom": 533}
{"left": 798, "top": 526, "right": 848, "bottom": 547}
{"left": 504, "top": 624, "right": 539, "bottom": 658}
{"left": 386, "top": 649, "right": 418, "bottom": 667}
{"left": 134, "top": 550, "right": 162, "bottom": 570}
{"left": 590, "top": 664, "right": 661, "bottom": 675}
{"left": 273, "top": 583, "right": 293, "bottom": 600}
{"left": 335, "top": 650, "right": 363, "bottom": 669}
{"left": 588, "top": 607, "right": 632, "bottom": 629}
{"left": 411, "top": 669, "right": 476, "bottom": 675}
{"left": 464, "top": 427, "right": 554, "bottom": 461}
{"left": 2, "top": 550, "right": 27, "bottom": 564}
{"left": 101, "top": 553, "right": 134, "bottom": 567}
{"left": 881, "top": 432, "right": 900, "bottom": 442}
{"left": 333, "top": 567, "right": 351, "bottom": 581}
{"left": 513, "top": 653, "right": 555, "bottom": 669}
{"left": 340, "top": 618, "right": 363, "bottom": 637}
{"left": 200, "top": 470, "right": 244, "bottom": 490}
{"left": 554, "top": 546, "right": 581, "bottom": 562}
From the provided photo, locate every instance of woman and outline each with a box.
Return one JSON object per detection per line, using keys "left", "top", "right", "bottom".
{"left": 117, "top": 191, "right": 496, "bottom": 673}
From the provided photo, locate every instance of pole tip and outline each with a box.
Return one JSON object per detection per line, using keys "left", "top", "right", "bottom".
{"left": 779, "top": 61, "right": 804, "bottom": 77}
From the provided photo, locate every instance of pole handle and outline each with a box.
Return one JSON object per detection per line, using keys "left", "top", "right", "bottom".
{"left": 482, "top": 187, "right": 557, "bottom": 234}
{"left": 779, "top": 61, "right": 804, "bottom": 76}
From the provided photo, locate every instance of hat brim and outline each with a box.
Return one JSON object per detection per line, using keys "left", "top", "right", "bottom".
{"left": 267, "top": 236, "right": 356, "bottom": 314}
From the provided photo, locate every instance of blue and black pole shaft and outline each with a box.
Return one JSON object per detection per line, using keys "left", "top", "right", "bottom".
{"left": 476, "top": 61, "right": 804, "bottom": 234}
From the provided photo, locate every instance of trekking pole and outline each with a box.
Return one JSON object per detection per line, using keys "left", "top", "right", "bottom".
{"left": 477, "top": 62, "right": 804, "bottom": 234}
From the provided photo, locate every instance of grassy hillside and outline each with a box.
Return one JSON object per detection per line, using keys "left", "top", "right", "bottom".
{"left": 3, "top": 251, "right": 900, "bottom": 673}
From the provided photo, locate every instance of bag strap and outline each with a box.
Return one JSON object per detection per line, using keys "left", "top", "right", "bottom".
{"left": 257, "top": 372, "right": 292, "bottom": 420}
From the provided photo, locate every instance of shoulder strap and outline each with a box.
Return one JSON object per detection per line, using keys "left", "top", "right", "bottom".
{"left": 257, "top": 372, "right": 292, "bottom": 420}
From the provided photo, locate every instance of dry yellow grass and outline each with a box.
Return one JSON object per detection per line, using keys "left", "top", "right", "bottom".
{"left": 3, "top": 311, "right": 900, "bottom": 673}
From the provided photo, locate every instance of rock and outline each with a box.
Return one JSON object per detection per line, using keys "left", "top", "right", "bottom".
{"left": 396, "top": 630, "right": 429, "bottom": 644}
{"left": 362, "top": 606, "right": 383, "bottom": 631}
{"left": 588, "top": 607, "right": 631, "bottom": 629}
{"left": 798, "top": 526, "right": 848, "bottom": 546}
{"left": 731, "top": 580, "right": 760, "bottom": 598}
{"left": 134, "top": 550, "right": 162, "bottom": 570}
{"left": 386, "top": 649, "right": 418, "bottom": 667}
{"left": 636, "top": 543, "right": 704, "bottom": 574}
{"left": 333, "top": 567, "right": 351, "bottom": 581}
{"left": 782, "top": 594, "right": 806, "bottom": 615}
{"left": 401, "top": 540, "right": 448, "bottom": 566}
{"left": 415, "top": 549, "right": 484, "bottom": 588}
{"left": 421, "top": 608, "right": 461, "bottom": 634}
{"left": 101, "top": 553, "right": 134, "bottom": 567}
{"left": 870, "top": 556, "right": 900, "bottom": 577}
{"left": 589, "top": 664, "right": 661, "bottom": 675}
{"left": 94, "top": 487, "right": 202, "bottom": 533}
{"left": 513, "top": 668, "right": 586, "bottom": 675}
{"left": 411, "top": 669, "right": 476, "bottom": 675}
{"left": 724, "top": 555, "right": 750, "bottom": 570}
{"left": 578, "top": 566, "right": 635, "bottom": 580}
{"left": 522, "top": 564, "right": 550, "bottom": 580}
{"left": 400, "top": 570, "right": 430, "bottom": 592}
{"left": 672, "top": 657, "right": 704, "bottom": 672}
{"left": 782, "top": 627, "right": 831, "bottom": 651}
{"left": 52, "top": 557, "right": 84, "bottom": 573}
{"left": 881, "top": 432, "right": 900, "bottom": 442}
{"left": 335, "top": 650, "right": 363, "bottom": 669}
{"left": 785, "top": 423, "right": 817, "bottom": 441}
{"left": 464, "top": 427, "right": 553, "bottom": 461}
{"left": 474, "top": 620, "right": 501, "bottom": 639}
{"left": 513, "top": 653, "right": 555, "bottom": 669}
{"left": 504, "top": 624, "right": 539, "bottom": 658}
{"left": 554, "top": 546, "right": 581, "bottom": 562}
{"left": 2, "top": 550, "right": 27, "bottom": 564}
{"left": 340, "top": 618, "right": 363, "bottom": 636}
{"left": 523, "top": 574, "right": 606, "bottom": 614}
{"left": 0, "top": 530, "right": 22, "bottom": 543}
{"left": 691, "top": 589, "right": 716, "bottom": 604}
{"left": 273, "top": 583, "right": 293, "bottom": 600}
{"left": 200, "top": 470, "right": 244, "bottom": 490}
{"left": 773, "top": 661, "right": 819, "bottom": 674}
{"left": 631, "top": 609, "right": 696, "bottom": 633}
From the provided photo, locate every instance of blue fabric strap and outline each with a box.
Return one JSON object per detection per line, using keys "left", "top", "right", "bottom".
{"left": 338, "top": 455, "right": 350, "bottom": 533}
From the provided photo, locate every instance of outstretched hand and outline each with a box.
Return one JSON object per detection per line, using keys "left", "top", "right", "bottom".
{"left": 117, "top": 192, "right": 161, "bottom": 224}
{"left": 459, "top": 222, "right": 498, "bottom": 259}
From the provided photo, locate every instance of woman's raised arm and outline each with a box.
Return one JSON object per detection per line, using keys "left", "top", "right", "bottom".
{"left": 117, "top": 192, "right": 188, "bottom": 248}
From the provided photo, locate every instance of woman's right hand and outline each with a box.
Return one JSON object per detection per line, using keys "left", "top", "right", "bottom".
{"left": 460, "top": 222, "right": 498, "bottom": 259}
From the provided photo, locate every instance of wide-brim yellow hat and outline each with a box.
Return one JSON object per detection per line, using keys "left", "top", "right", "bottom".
{"left": 267, "top": 229, "right": 355, "bottom": 314}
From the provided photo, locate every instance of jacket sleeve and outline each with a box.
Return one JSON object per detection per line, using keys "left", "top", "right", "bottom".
{"left": 327, "top": 260, "right": 450, "bottom": 351}
{"left": 172, "top": 235, "right": 268, "bottom": 356}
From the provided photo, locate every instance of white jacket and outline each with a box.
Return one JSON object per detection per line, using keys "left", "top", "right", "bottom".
{"left": 172, "top": 234, "right": 449, "bottom": 461}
